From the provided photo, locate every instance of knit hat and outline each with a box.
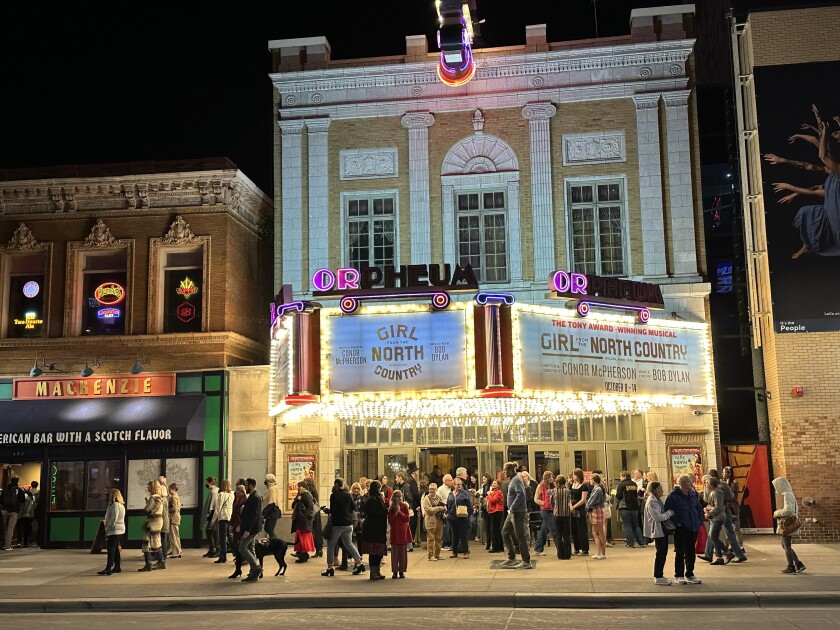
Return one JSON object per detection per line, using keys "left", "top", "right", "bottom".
{"left": 265, "top": 474, "right": 277, "bottom": 484}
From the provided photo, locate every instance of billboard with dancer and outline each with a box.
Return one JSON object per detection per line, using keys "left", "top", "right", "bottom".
{"left": 757, "top": 61, "right": 840, "bottom": 332}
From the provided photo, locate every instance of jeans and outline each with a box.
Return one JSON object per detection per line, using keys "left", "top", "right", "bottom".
{"left": 673, "top": 526, "right": 697, "bottom": 578}
{"left": 554, "top": 515, "right": 572, "bottom": 559}
{"left": 710, "top": 519, "right": 746, "bottom": 559}
{"left": 239, "top": 533, "right": 259, "bottom": 576}
{"left": 106, "top": 534, "right": 122, "bottom": 571}
{"left": 469, "top": 512, "right": 478, "bottom": 540}
{"left": 442, "top": 519, "right": 452, "bottom": 548}
{"left": 159, "top": 531, "right": 168, "bottom": 563}
{"left": 19, "top": 518, "right": 33, "bottom": 546}
{"left": 502, "top": 511, "right": 530, "bottom": 563}
{"left": 326, "top": 524, "right": 361, "bottom": 565}
{"left": 218, "top": 521, "right": 230, "bottom": 561}
{"left": 653, "top": 534, "right": 669, "bottom": 578}
{"left": 450, "top": 517, "right": 469, "bottom": 555}
{"left": 570, "top": 512, "right": 589, "bottom": 554}
{"left": 534, "top": 510, "right": 557, "bottom": 553}
{"left": 619, "top": 508, "right": 646, "bottom": 546}
{"left": 781, "top": 535, "right": 801, "bottom": 568}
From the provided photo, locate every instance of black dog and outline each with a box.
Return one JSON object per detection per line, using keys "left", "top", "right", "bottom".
{"left": 254, "top": 537, "right": 289, "bottom": 577}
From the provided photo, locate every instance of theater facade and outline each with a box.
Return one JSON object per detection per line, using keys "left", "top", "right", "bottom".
{"left": 267, "top": 5, "right": 718, "bottom": 513}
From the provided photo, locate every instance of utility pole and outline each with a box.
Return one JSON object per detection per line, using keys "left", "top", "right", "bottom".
{"left": 592, "top": 0, "right": 599, "bottom": 38}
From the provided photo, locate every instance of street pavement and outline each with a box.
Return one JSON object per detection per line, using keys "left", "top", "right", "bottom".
{"left": 0, "top": 536, "right": 839, "bottom": 613}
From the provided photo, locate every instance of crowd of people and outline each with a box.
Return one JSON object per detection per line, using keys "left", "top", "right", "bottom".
{"left": 0, "top": 463, "right": 805, "bottom": 585}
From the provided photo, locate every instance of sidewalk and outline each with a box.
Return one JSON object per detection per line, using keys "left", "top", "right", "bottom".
{"left": 1, "top": 536, "right": 839, "bottom": 613}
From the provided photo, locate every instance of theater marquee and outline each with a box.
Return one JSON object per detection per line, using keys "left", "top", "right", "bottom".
{"left": 324, "top": 309, "right": 467, "bottom": 394}
{"left": 515, "top": 308, "right": 710, "bottom": 400}
{"left": 13, "top": 373, "right": 177, "bottom": 400}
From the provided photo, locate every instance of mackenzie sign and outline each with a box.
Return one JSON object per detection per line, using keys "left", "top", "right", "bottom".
{"left": 13, "top": 373, "right": 176, "bottom": 400}
{"left": 326, "top": 310, "right": 467, "bottom": 394}
{"left": 517, "top": 310, "right": 708, "bottom": 399}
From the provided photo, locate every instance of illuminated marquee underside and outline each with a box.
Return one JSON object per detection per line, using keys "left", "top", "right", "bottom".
{"left": 268, "top": 300, "right": 714, "bottom": 419}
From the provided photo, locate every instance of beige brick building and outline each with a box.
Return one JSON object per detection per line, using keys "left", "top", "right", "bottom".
{"left": 734, "top": 6, "right": 840, "bottom": 542}
{"left": 268, "top": 5, "right": 721, "bottom": 513}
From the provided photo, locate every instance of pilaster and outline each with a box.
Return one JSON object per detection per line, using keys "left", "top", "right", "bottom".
{"left": 401, "top": 112, "right": 435, "bottom": 264}
{"left": 522, "top": 103, "right": 557, "bottom": 281}
{"left": 279, "top": 119, "right": 305, "bottom": 292}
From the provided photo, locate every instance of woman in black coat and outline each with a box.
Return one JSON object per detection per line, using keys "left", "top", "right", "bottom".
{"left": 291, "top": 482, "right": 315, "bottom": 563}
{"left": 359, "top": 480, "right": 387, "bottom": 580}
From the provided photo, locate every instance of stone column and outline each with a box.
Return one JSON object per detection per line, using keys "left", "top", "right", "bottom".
{"left": 663, "top": 90, "right": 698, "bottom": 277}
{"left": 522, "top": 103, "right": 557, "bottom": 281}
{"left": 401, "top": 112, "right": 435, "bottom": 264}
{"left": 306, "top": 118, "right": 331, "bottom": 278}
{"left": 632, "top": 94, "right": 668, "bottom": 278}
{"left": 441, "top": 183, "right": 456, "bottom": 265}
{"left": 279, "top": 119, "right": 305, "bottom": 291}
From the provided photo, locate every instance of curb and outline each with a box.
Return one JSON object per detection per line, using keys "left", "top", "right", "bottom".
{"left": 6, "top": 591, "right": 840, "bottom": 613}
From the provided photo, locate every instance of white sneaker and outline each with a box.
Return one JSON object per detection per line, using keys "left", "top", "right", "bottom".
{"left": 674, "top": 576, "right": 687, "bottom": 584}
{"left": 500, "top": 559, "right": 519, "bottom": 567}
{"left": 685, "top": 575, "right": 702, "bottom": 584}
{"left": 535, "top": 551, "right": 546, "bottom": 556}
{"left": 654, "top": 577, "right": 673, "bottom": 586}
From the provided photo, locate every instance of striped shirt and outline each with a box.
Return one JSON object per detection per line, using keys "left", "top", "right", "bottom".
{"left": 553, "top": 486, "right": 572, "bottom": 517}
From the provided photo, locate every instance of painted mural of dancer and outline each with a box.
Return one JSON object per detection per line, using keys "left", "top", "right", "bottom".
{"left": 764, "top": 105, "right": 840, "bottom": 259}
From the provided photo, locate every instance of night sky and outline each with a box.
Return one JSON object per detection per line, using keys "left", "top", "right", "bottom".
{"left": 0, "top": 0, "right": 805, "bottom": 195}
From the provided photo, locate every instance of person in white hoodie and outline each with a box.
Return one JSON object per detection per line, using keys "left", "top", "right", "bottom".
{"left": 211, "top": 480, "right": 235, "bottom": 563}
{"left": 773, "top": 476, "right": 805, "bottom": 574}
{"left": 98, "top": 489, "right": 126, "bottom": 576}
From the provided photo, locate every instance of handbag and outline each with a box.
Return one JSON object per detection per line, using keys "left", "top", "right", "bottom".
{"left": 322, "top": 517, "right": 333, "bottom": 541}
{"left": 694, "top": 524, "right": 708, "bottom": 553}
{"left": 456, "top": 504, "right": 469, "bottom": 518}
{"left": 603, "top": 503, "right": 612, "bottom": 519}
{"left": 778, "top": 514, "right": 801, "bottom": 536}
{"left": 662, "top": 518, "right": 677, "bottom": 534}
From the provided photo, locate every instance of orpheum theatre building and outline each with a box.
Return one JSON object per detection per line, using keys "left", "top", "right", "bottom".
{"left": 267, "top": 5, "right": 718, "bottom": 516}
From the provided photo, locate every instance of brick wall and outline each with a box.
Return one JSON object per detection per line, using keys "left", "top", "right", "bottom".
{"left": 746, "top": 6, "right": 840, "bottom": 541}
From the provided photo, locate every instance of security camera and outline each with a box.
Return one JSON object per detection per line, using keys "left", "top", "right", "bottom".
{"left": 692, "top": 410, "right": 702, "bottom": 416}
{"left": 280, "top": 422, "right": 288, "bottom": 429}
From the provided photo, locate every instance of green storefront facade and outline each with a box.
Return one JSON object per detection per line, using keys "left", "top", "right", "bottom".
{"left": 0, "top": 370, "right": 228, "bottom": 548}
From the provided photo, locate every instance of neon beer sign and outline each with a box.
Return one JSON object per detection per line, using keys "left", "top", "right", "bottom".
{"left": 94, "top": 282, "right": 125, "bottom": 305}
{"left": 176, "top": 276, "right": 198, "bottom": 300}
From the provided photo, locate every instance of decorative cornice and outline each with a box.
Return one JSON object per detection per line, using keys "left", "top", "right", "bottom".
{"left": 279, "top": 119, "right": 305, "bottom": 135}
{"left": 3, "top": 223, "right": 45, "bottom": 252}
{"left": 271, "top": 39, "right": 694, "bottom": 94}
{"left": 162, "top": 215, "right": 200, "bottom": 245}
{"left": 401, "top": 112, "right": 435, "bottom": 129}
{"left": 84, "top": 219, "right": 119, "bottom": 248}
{"left": 632, "top": 93, "right": 661, "bottom": 109}
{"left": 663, "top": 89, "right": 691, "bottom": 108}
{"left": 522, "top": 102, "right": 557, "bottom": 121}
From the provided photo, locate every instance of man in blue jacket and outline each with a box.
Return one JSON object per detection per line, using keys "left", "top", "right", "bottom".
{"left": 664, "top": 474, "right": 704, "bottom": 584}
{"left": 239, "top": 478, "right": 263, "bottom": 583}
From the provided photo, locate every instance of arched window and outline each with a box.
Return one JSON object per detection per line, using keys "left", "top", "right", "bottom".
{"left": 441, "top": 135, "right": 521, "bottom": 283}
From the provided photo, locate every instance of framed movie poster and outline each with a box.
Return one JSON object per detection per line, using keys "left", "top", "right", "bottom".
{"left": 669, "top": 446, "right": 704, "bottom": 494}
{"left": 286, "top": 453, "right": 316, "bottom": 512}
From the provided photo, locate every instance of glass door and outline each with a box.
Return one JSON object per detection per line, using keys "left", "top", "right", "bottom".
{"left": 379, "top": 447, "right": 414, "bottom": 488}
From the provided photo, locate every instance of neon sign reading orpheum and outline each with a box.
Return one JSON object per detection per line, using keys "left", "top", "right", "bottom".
{"left": 548, "top": 270, "right": 664, "bottom": 323}
{"left": 312, "top": 263, "right": 479, "bottom": 314}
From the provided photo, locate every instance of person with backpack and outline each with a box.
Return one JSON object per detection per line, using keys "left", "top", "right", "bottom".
{"left": 1, "top": 476, "right": 25, "bottom": 550}
{"left": 291, "top": 480, "right": 316, "bottom": 563}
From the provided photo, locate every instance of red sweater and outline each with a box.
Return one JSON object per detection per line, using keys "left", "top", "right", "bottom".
{"left": 388, "top": 503, "right": 412, "bottom": 545}
{"left": 487, "top": 489, "right": 505, "bottom": 513}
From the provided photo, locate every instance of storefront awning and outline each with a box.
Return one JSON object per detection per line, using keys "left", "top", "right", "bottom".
{"left": 0, "top": 394, "right": 205, "bottom": 444}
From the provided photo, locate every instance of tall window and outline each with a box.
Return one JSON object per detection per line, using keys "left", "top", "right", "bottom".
{"left": 568, "top": 180, "right": 625, "bottom": 276}
{"left": 457, "top": 191, "right": 507, "bottom": 282}
{"left": 81, "top": 251, "right": 128, "bottom": 336}
{"left": 346, "top": 194, "right": 396, "bottom": 270}
{"left": 162, "top": 248, "right": 203, "bottom": 333}
{"left": 5, "top": 252, "right": 46, "bottom": 338}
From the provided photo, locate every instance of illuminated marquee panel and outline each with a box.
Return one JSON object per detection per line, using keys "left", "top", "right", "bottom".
{"left": 319, "top": 301, "right": 476, "bottom": 402}
{"left": 511, "top": 303, "right": 714, "bottom": 407}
